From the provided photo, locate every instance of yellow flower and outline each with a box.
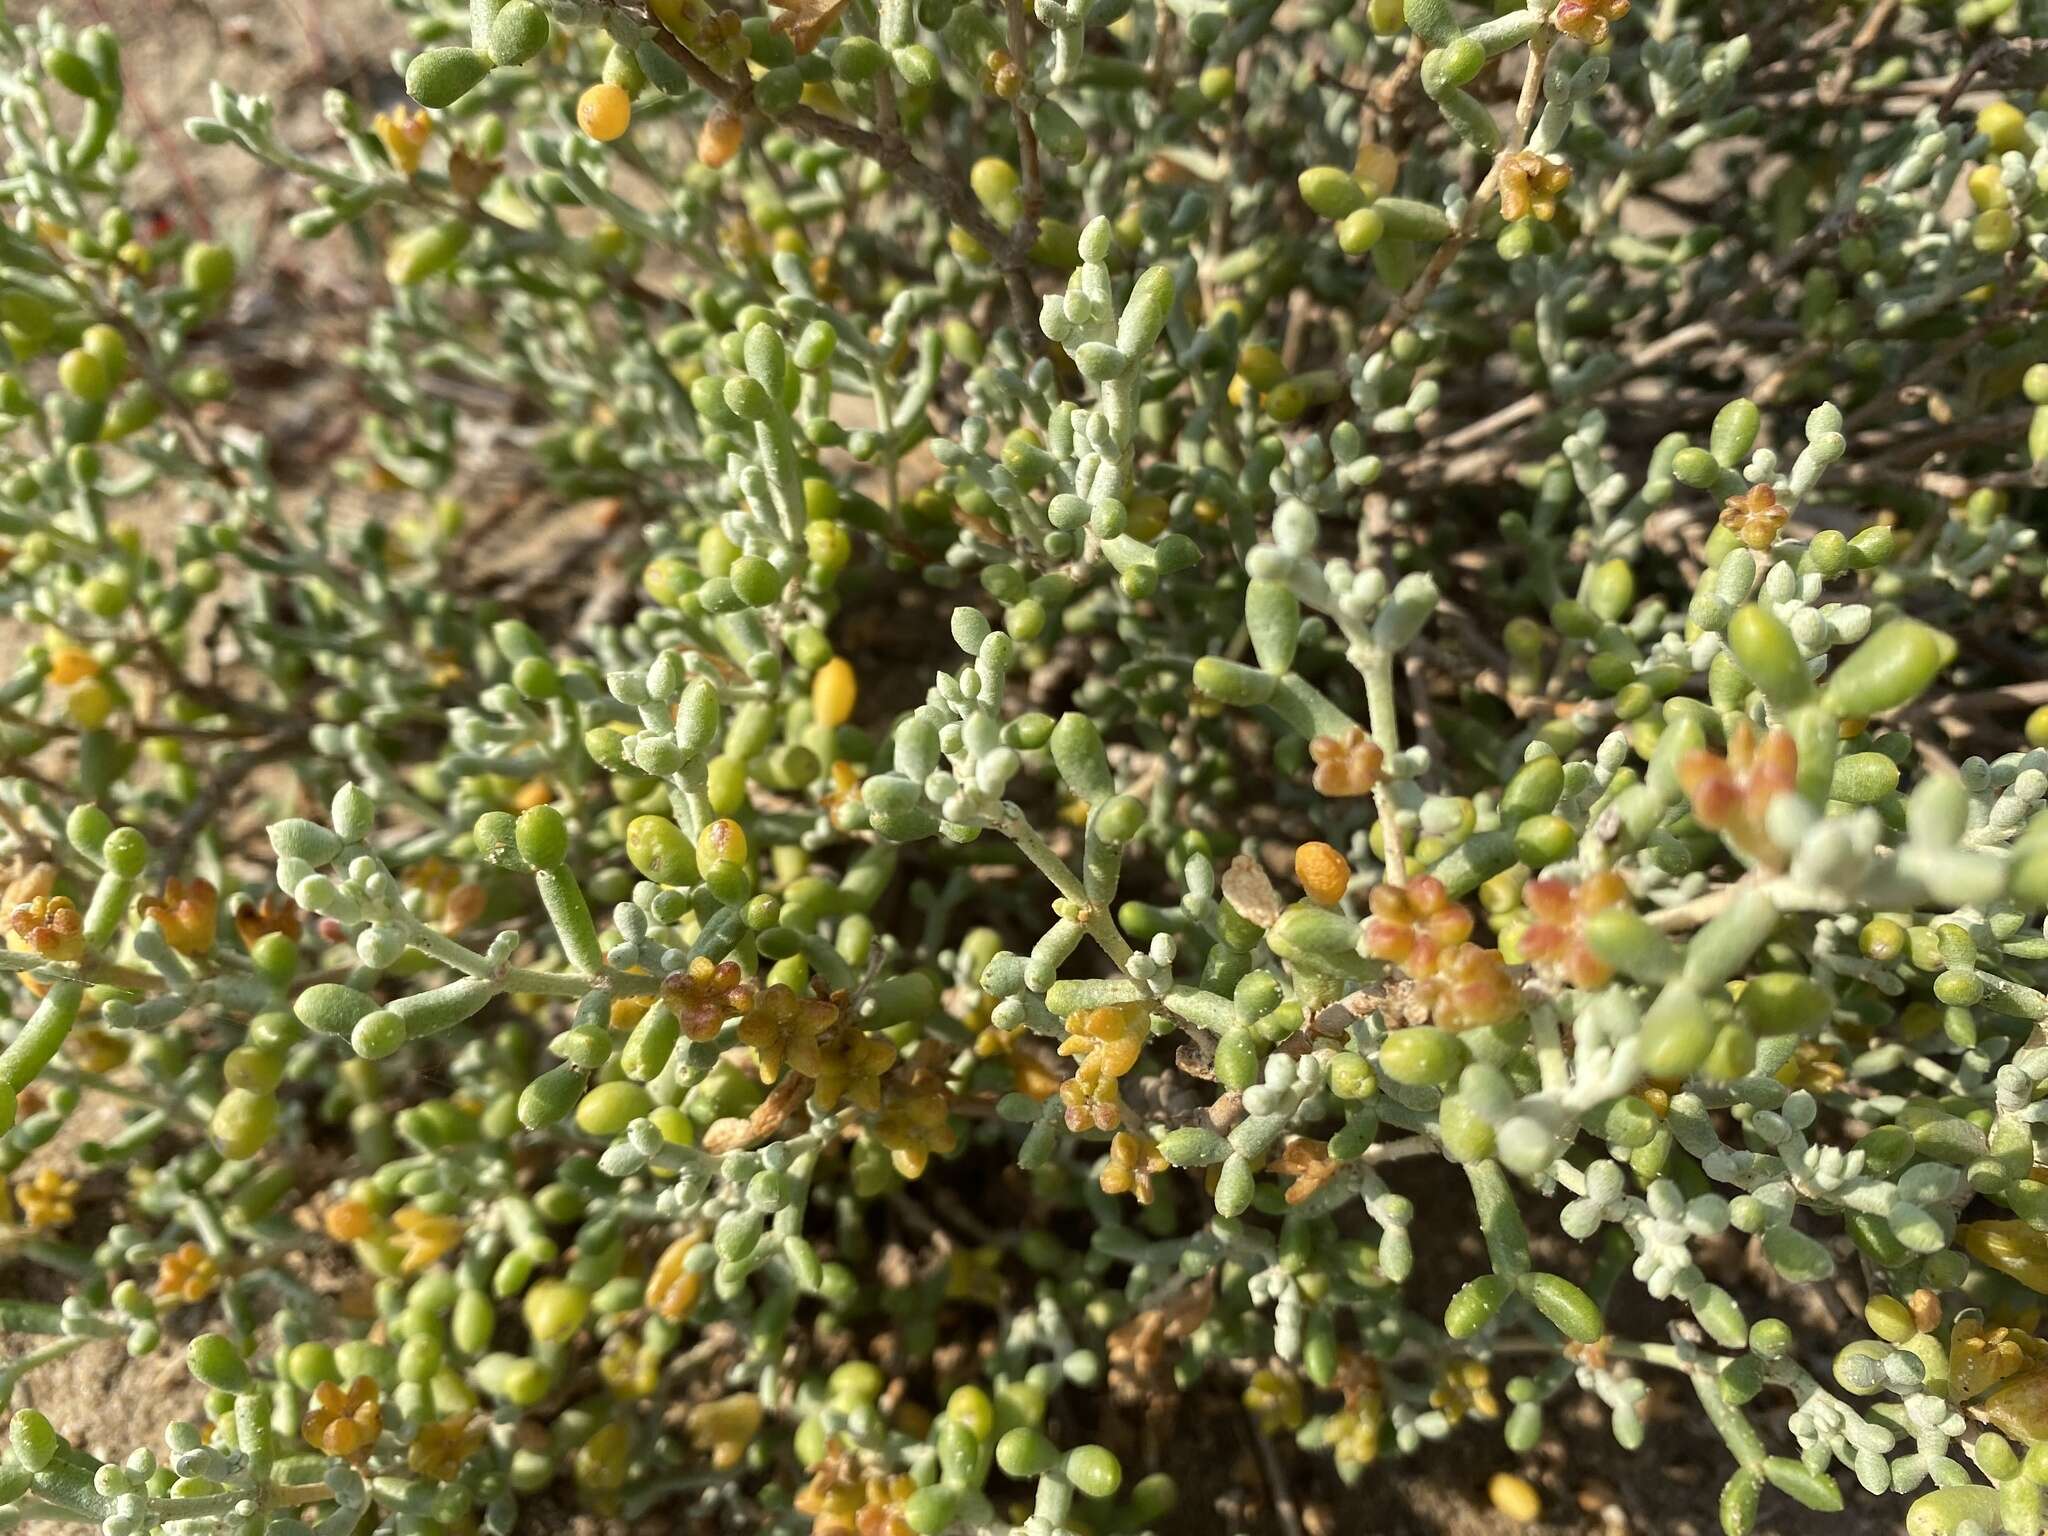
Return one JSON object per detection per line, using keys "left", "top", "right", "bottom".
{"left": 686, "top": 1393, "right": 762, "bottom": 1471}
{"left": 1243, "top": 1365, "right": 1305, "bottom": 1435}
{"left": 1057, "top": 1003, "right": 1150, "bottom": 1133}
{"left": 322, "top": 1197, "right": 378, "bottom": 1243}
{"left": 46, "top": 646, "right": 99, "bottom": 686}
{"left": 609, "top": 991, "right": 654, "bottom": 1032}
{"left": 872, "top": 1070, "right": 957, "bottom": 1179}
{"left": 1498, "top": 151, "right": 1572, "bottom": 222}
{"left": 574, "top": 1420, "right": 631, "bottom": 1492}
{"left": 15, "top": 1168, "right": 79, "bottom": 1231}
{"left": 1431, "top": 1357, "right": 1500, "bottom": 1424}
{"left": 942, "top": 1246, "right": 1004, "bottom": 1306}
{"left": 598, "top": 1333, "right": 660, "bottom": 1399}
{"left": 1327, "top": 1351, "right": 1384, "bottom": 1471}
{"left": 391, "top": 1205, "right": 463, "bottom": 1274}
{"left": 820, "top": 759, "right": 864, "bottom": 830}
{"left": 645, "top": 1234, "right": 705, "bottom": 1322}
{"left": 302, "top": 1376, "right": 383, "bottom": 1460}
{"left": 372, "top": 107, "right": 432, "bottom": 175}
{"left": 1775, "top": 1040, "right": 1846, "bottom": 1095}
{"left": 511, "top": 777, "right": 554, "bottom": 812}
{"left": 69, "top": 1027, "right": 130, "bottom": 1074}
{"left": 408, "top": 1411, "right": 484, "bottom": 1481}
{"left": 1951, "top": 1312, "right": 2048, "bottom": 1401}
{"left": 796, "top": 1022, "right": 897, "bottom": 1114}
{"left": 1329, "top": 1406, "right": 1379, "bottom": 1468}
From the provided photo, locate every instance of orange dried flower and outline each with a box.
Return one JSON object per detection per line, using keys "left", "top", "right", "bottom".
{"left": 1498, "top": 151, "right": 1572, "bottom": 221}
{"left": 798, "top": 1021, "right": 897, "bottom": 1113}
{"left": 664, "top": 956, "right": 757, "bottom": 1042}
{"left": 405, "top": 855, "right": 460, "bottom": 902}
{"left": 154, "top": 1240, "right": 221, "bottom": 1304}
{"left": 1677, "top": 720, "right": 1798, "bottom": 867}
{"left": 2, "top": 864, "right": 55, "bottom": 908}
{"left": 738, "top": 983, "right": 840, "bottom": 1083}
{"left": 1100, "top": 1128, "right": 1169, "bottom": 1205}
{"left": 139, "top": 877, "right": 218, "bottom": 956}
{"left": 1719, "top": 484, "right": 1787, "bottom": 551}
{"left": 1519, "top": 871, "right": 1631, "bottom": 988}
{"left": 1362, "top": 875, "right": 1472, "bottom": 970}
{"left": 8, "top": 893, "right": 84, "bottom": 962}
{"left": 1309, "top": 726, "right": 1384, "bottom": 797}
{"left": 1417, "top": 942, "right": 1523, "bottom": 1031}
{"left": 770, "top": 0, "right": 850, "bottom": 53}
{"left": 797, "top": 1465, "right": 919, "bottom": 1536}
{"left": 233, "top": 893, "right": 302, "bottom": 948}
{"left": 402, "top": 856, "right": 484, "bottom": 933}
{"left": 1552, "top": 0, "right": 1629, "bottom": 45}
{"left": 1363, "top": 878, "right": 1521, "bottom": 1026}
{"left": 992, "top": 1029, "right": 1060, "bottom": 1100}
{"left": 1271, "top": 1137, "right": 1344, "bottom": 1205}
{"left": 442, "top": 881, "right": 487, "bottom": 932}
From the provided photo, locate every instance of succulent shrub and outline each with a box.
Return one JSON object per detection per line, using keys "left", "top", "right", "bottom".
{"left": 2, "top": 0, "right": 2048, "bottom": 1532}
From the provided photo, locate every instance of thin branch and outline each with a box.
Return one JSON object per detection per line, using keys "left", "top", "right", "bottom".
{"left": 1242, "top": 1406, "right": 1306, "bottom": 1536}
{"left": 592, "top": 0, "right": 1042, "bottom": 338}
{"left": 1359, "top": 37, "right": 1549, "bottom": 359}
{"left": 1818, "top": 0, "right": 1899, "bottom": 107}
{"left": 1005, "top": 0, "right": 1045, "bottom": 236}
